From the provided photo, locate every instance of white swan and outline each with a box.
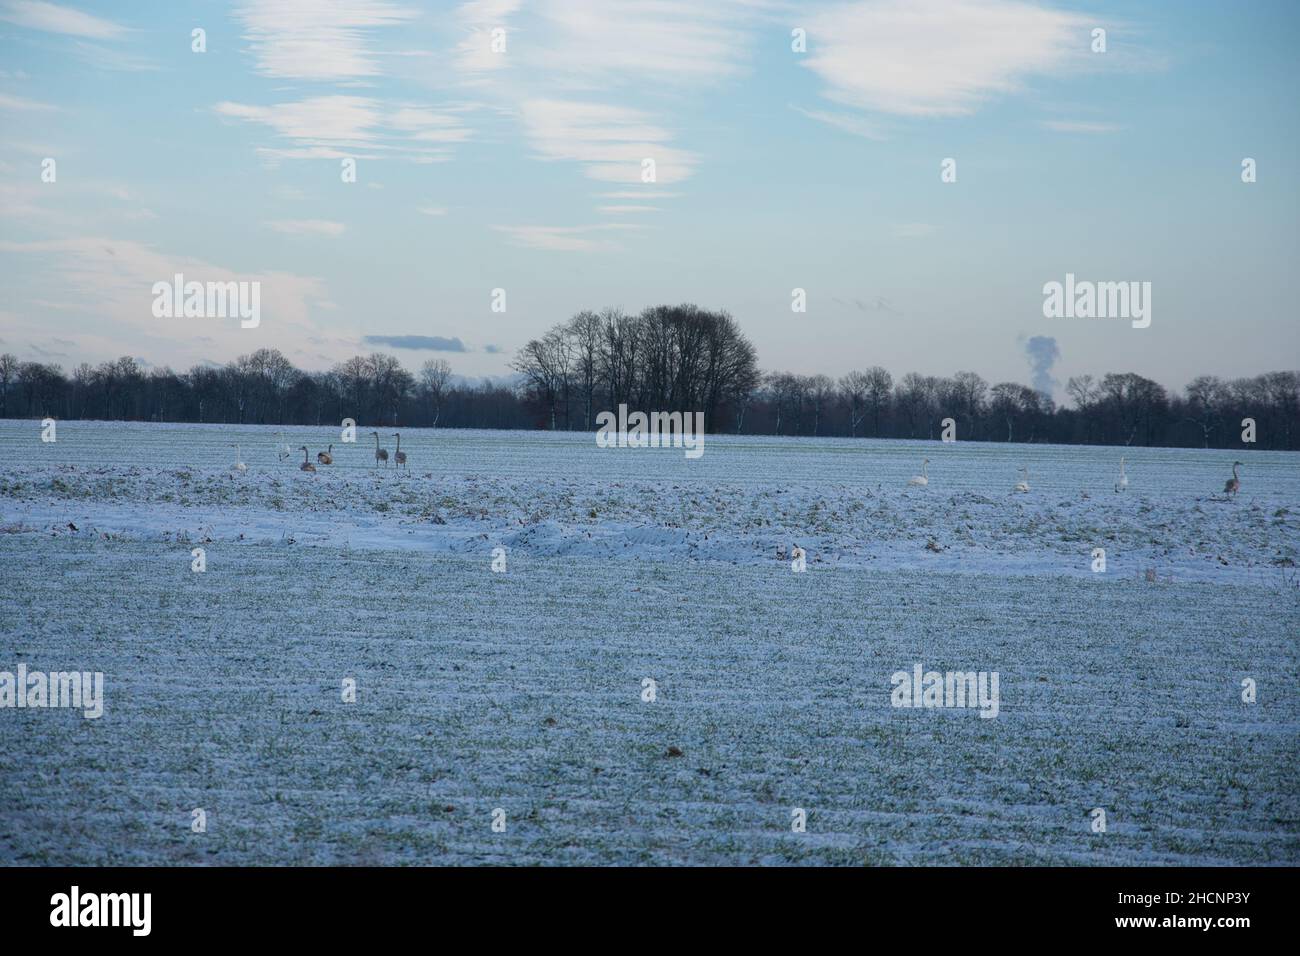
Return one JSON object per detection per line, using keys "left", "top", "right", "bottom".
{"left": 908, "top": 458, "right": 929, "bottom": 487}
{"left": 231, "top": 444, "right": 246, "bottom": 473}
{"left": 1115, "top": 456, "right": 1128, "bottom": 492}
{"left": 276, "top": 431, "right": 290, "bottom": 462}
{"left": 1014, "top": 466, "right": 1030, "bottom": 493}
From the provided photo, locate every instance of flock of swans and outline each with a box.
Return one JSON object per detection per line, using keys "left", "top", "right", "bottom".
{"left": 231, "top": 431, "right": 411, "bottom": 474}
{"left": 906, "top": 455, "right": 1245, "bottom": 498}
{"left": 234, "top": 435, "right": 1244, "bottom": 499}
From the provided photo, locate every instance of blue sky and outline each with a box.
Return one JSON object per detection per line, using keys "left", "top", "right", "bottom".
{"left": 1, "top": 0, "right": 1296, "bottom": 398}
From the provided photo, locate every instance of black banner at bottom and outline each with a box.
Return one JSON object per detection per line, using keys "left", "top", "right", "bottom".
{"left": 0, "top": 865, "right": 1286, "bottom": 941}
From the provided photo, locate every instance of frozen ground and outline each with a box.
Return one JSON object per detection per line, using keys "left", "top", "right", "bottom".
{"left": 1, "top": 421, "right": 1297, "bottom": 583}
{"left": 1, "top": 421, "right": 1297, "bottom": 865}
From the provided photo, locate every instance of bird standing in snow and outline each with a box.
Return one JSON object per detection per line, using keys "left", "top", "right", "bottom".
{"left": 1223, "top": 461, "right": 1241, "bottom": 497}
{"left": 908, "top": 458, "right": 929, "bottom": 487}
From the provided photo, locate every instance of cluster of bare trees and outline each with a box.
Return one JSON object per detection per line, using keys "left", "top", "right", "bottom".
{"left": 746, "top": 367, "right": 1296, "bottom": 448}
{"left": 511, "top": 305, "right": 761, "bottom": 431}
{"left": 2, "top": 330, "right": 1296, "bottom": 448}
{"left": 0, "top": 349, "right": 478, "bottom": 429}
{"left": 757, "top": 368, "right": 1053, "bottom": 441}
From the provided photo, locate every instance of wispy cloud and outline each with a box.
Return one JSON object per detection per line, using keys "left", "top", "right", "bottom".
{"left": 265, "top": 219, "right": 347, "bottom": 237}
{"left": 520, "top": 99, "right": 695, "bottom": 184}
{"left": 0, "top": 1, "right": 125, "bottom": 39}
{"left": 232, "top": 0, "right": 418, "bottom": 81}
{"left": 362, "top": 334, "right": 467, "bottom": 351}
{"left": 1040, "top": 119, "right": 1122, "bottom": 133}
{"left": 0, "top": 92, "right": 57, "bottom": 111}
{"left": 802, "top": 0, "right": 1090, "bottom": 120}
{"left": 0, "top": 237, "right": 338, "bottom": 364}
{"left": 215, "top": 95, "right": 471, "bottom": 162}
{"left": 454, "top": 0, "right": 523, "bottom": 76}
{"left": 530, "top": 0, "right": 754, "bottom": 85}
{"left": 791, "top": 105, "right": 884, "bottom": 140}
{"left": 491, "top": 223, "right": 641, "bottom": 252}
{"left": 71, "top": 39, "right": 159, "bottom": 72}
{"left": 597, "top": 205, "right": 659, "bottom": 214}
{"left": 892, "top": 223, "right": 936, "bottom": 239}
{"left": 596, "top": 190, "right": 681, "bottom": 200}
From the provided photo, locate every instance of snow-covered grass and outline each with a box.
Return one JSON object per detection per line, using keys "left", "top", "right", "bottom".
{"left": 1, "top": 421, "right": 1296, "bottom": 583}
{"left": 0, "top": 421, "right": 1297, "bottom": 865}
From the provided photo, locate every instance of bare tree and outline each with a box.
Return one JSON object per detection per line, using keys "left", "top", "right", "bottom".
{"left": 806, "top": 374, "right": 835, "bottom": 436}
{"left": 1184, "top": 375, "right": 1228, "bottom": 448}
{"left": 839, "top": 371, "right": 870, "bottom": 437}
{"left": 862, "top": 366, "right": 893, "bottom": 437}
{"left": 896, "top": 372, "right": 936, "bottom": 438}
{"left": 418, "top": 358, "right": 453, "bottom": 427}
{"left": 512, "top": 331, "right": 572, "bottom": 430}
{"left": 223, "top": 355, "right": 254, "bottom": 424}
{"left": 0, "top": 353, "right": 17, "bottom": 417}
{"left": 566, "top": 311, "right": 602, "bottom": 429}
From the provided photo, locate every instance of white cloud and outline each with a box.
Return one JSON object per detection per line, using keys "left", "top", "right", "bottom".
{"left": 71, "top": 40, "right": 159, "bottom": 72}
{"left": 491, "top": 223, "right": 641, "bottom": 252}
{"left": 265, "top": 219, "right": 347, "bottom": 237}
{"left": 0, "top": 92, "right": 57, "bottom": 111}
{"left": 452, "top": 1, "right": 760, "bottom": 212}
{"left": 596, "top": 191, "right": 681, "bottom": 199}
{"left": 803, "top": 0, "right": 1090, "bottom": 118}
{"left": 0, "top": 237, "right": 338, "bottom": 363}
{"left": 0, "top": 180, "right": 45, "bottom": 220}
{"left": 215, "top": 95, "right": 471, "bottom": 163}
{"left": 520, "top": 99, "right": 695, "bottom": 184}
{"left": 0, "top": 1, "right": 125, "bottom": 39}
{"left": 454, "top": 0, "right": 523, "bottom": 76}
{"left": 791, "top": 105, "right": 884, "bottom": 140}
{"left": 530, "top": 0, "right": 753, "bottom": 85}
{"left": 417, "top": 205, "right": 447, "bottom": 216}
{"left": 1040, "top": 119, "right": 1121, "bottom": 133}
{"left": 597, "top": 205, "right": 659, "bottom": 214}
{"left": 217, "top": 96, "right": 381, "bottom": 150}
{"left": 233, "top": 0, "right": 418, "bottom": 81}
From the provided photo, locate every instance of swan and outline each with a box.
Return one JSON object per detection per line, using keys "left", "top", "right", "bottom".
{"left": 299, "top": 446, "right": 316, "bottom": 473}
{"left": 1115, "top": 457, "right": 1128, "bottom": 492}
{"left": 317, "top": 444, "right": 333, "bottom": 466}
{"left": 371, "top": 432, "right": 389, "bottom": 467}
{"left": 231, "top": 444, "right": 246, "bottom": 473}
{"left": 392, "top": 433, "right": 407, "bottom": 470}
{"left": 276, "top": 431, "right": 290, "bottom": 462}
{"left": 908, "top": 458, "right": 929, "bottom": 487}
{"left": 1223, "top": 461, "right": 1241, "bottom": 497}
{"left": 1014, "top": 467, "right": 1030, "bottom": 493}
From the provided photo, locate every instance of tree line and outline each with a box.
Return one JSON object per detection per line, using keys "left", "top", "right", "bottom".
{"left": 1, "top": 305, "right": 1296, "bottom": 449}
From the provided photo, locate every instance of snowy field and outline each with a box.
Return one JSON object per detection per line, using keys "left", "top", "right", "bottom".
{"left": 1, "top": 420, "right": 1297, "bottom": 865}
